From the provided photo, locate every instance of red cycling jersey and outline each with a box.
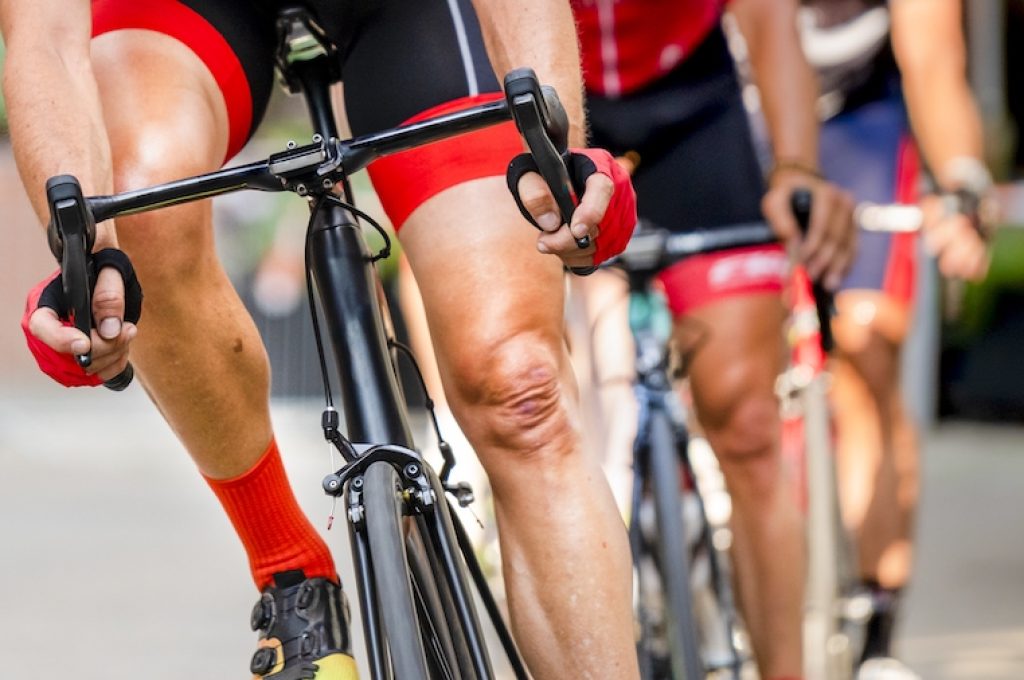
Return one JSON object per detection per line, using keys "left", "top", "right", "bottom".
{"left": 572, "top": 0, "right": 728, "bottom": 97}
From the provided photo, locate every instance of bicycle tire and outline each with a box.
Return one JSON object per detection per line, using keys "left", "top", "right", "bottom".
{"left": 647, "top": 408, "right": 705, "bottom": 679}
{"left": 363, "top": 461, "right": 432, "bottom": 680}
{"left": 406, "top": 516, "right": 477, "bottom": 680}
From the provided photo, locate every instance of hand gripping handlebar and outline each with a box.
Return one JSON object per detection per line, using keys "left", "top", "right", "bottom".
{"left": 46, "top": 175, "right": 135, "bottom": 391}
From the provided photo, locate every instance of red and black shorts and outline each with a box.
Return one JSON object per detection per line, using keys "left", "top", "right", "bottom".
{"left": 91, "top": 0, "right": 523, "bottom": 229}
{"left": 585, "top": 26, "right": 786, "bottom": 318}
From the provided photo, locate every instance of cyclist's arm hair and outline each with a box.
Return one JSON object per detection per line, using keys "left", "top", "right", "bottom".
{"left": 470, "top": 0, "right": 587, "bottom": 147}
{"left": 731, "top": 0, "right": 820, "bottom": 175}
{"left": 0, "top": 0, "right": 117, "bottom": 246}
{"left": 890, "top": 0, "right": 986, "bottom": 188}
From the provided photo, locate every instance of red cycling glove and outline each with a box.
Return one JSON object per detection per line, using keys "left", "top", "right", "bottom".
{"left": 22, "top": 270, "right": 102, "bottom": 387}
{"left": 22, "top": 248, "right": 143, "bottom": 387}
{"left": 507, "top": 147, "right": 637, "bottom": 270}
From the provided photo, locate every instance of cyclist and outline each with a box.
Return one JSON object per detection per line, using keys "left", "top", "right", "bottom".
{"left": 801, "top": 1, "right": 992, "bottom": 677}
{"left": 567, "top": 0, "right": 855, "bottom": 678}
{"left": 2, "top": 1, "right": 640, "bottom": 678}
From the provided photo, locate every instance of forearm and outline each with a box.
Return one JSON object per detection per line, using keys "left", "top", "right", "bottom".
{"left": 733, "top": 0, "right": 820, "bottom": 171}
{"left": 1, "top": 1, "right": 116, "bottom": 246}
{"left": 892, "top": 0, "right": 986, "bottom": 189}
{"left": 471, "top": 0, "right": 586, "bottom": 147}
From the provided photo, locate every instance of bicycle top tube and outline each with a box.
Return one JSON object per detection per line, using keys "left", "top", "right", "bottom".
{"left": 610, "top": 219, "right": 777, "bottom": 278}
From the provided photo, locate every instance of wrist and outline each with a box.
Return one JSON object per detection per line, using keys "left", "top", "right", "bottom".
{"left": 768, "top": 158, "right": 823, "bottom": 187}
{"left": 933, "top": 158, "right": 999, "bottom": 240}
{"left": 938, "top": 156, "right": 993, "bottom": 196}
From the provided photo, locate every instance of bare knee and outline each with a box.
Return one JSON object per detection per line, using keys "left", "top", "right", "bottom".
{"left": 701, "top": 391, "right": 778, "bottom": 467}
{"left": 836, "top": 335, "right": 901, "bottom": 407}
{"left": 833, "top": 293, "right": 908, "bottom": 404}
{"left": 446, "top": 332, "right": 576, "bottom": 463}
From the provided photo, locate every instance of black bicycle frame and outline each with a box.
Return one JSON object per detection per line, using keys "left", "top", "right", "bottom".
{"left": 68, "top": 48, "right": 535, "bottom": 680}
{"left": 291, "top": 55, "right": 524, "bottom": 679}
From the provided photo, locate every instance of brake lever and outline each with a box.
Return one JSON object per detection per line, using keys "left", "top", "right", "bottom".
{"left": 791, "top": 188, "right": 835, "bottom": 354}
{"left": 47, "top": 176, "right": 95, "bottom": 366}
{"left": 46, "top": 175, "right": 134, "bottom": 390}
{"left": 504, "top": 68, "right": 592, "bottom": 255}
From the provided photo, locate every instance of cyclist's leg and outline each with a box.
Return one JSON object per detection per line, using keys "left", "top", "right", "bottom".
{"left": 345, "top": 2, "right": 637, "bottom": 677}
{"left": 832, "top": 292, "right": 917, "bottom": 588}
{"left": 821, "top": 93, "right": 921, "bottom": 664}
{"left": 89, "top": 4, "right": 339, "bottom": 592}
{"left": 401, "top": 181, "right": 636, "bottom": 680}
{"left": 566, "top": 270, "right": 636, "bottom": 513}
{"left": 584, "top": 28, "right": 805, "bottom": 676}
{"left": 682, "top": 292, "right": 803, "bottom": 679}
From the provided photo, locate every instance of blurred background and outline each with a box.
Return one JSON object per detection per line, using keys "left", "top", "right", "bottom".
{"left": 1, "top": 3, "right": 1023, "bottom": 678}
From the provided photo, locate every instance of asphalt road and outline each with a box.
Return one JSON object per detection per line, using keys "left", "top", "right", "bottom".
{"left": 0, "top": 386, "right": 1022, "bottom": 679}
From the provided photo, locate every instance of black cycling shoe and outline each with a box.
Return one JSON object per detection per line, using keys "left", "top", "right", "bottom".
{"left": 249, "top": 570, "right": 359, "bottom": 680}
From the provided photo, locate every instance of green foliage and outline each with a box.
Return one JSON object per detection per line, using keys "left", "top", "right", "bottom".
{"left": 946, "top": 224, "right": 1024, "bottom": 343}
{"left": 0, "top": 40, "right": 6, "bottom": 134}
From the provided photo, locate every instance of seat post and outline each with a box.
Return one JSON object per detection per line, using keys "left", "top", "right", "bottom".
{"left": 275, "top": 7, "right": 342, "bottom": 141}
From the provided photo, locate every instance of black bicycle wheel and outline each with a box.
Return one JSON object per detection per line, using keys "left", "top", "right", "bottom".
{"left": 406, "top": 516, "right": 476, "bottom": 680}
{"left": 364, "top": 461, "right": 432, "bottom": 680}
{"left": 647, "top": 409, "right": 704, "bottom": 680}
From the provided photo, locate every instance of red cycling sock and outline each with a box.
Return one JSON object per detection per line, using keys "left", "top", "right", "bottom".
{"left": 205, "top": 438, "right": 337, "bottom": 590}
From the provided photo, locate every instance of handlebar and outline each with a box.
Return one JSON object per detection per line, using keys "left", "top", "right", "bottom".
{"left": 609, "top": 220, "right": 777, "bottom": 275}
{"left": 855, "top": 202, "right": 922, "bottom": 233}
{"left": 44, "top": 69, "right": 578, "bottom": 391}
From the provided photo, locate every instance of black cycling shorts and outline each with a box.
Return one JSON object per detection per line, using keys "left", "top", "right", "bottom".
{"left": 586, "top": 26, "right": 785, "bottom": 316}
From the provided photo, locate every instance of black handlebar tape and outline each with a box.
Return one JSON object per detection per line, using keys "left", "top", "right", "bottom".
{"left": 504, "top": 69, "right": 590, "bottom": 252}
{"left": 46, "top": 175, "right": 135, "bottom": 391}
{"left": 103, "top": 364, "right": 135, "bottom": 392}
{"left": 791, "top": 189, "right": 835, "bottom": 353}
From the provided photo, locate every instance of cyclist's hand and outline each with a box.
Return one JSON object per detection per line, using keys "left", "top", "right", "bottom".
{"left": 508, "top": 148, "right": 637, "bottom": 270}
{"left": 763, "top": 171, "right": 856, "bottom": 291}
{"left": 22, "top": 252, "right": 141, "bottom": 387}
{"left": 920, "top": 193, "right": 991, "bottom": 281}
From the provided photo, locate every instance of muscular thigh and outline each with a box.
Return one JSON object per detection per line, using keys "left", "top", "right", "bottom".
{"left": 91, "top": 31, "right": 229, "bottom": 182}
{"left": 92, "top": 0, "right": 277, "bottom": 166}
{"left": 89, "top": 0, "right": 277, "bottom": 261}
{"left": 89, "top": 30, "right": 229, "bottom": 268}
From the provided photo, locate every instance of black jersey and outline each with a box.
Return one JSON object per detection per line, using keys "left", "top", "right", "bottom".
{"left": 800, "top": 0, "right": 898, "bottom": 118}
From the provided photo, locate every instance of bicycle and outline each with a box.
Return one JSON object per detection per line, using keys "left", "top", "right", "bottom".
{"left": 609, "top": 218, "right": 790, "bottom": 680}
{"left": 613, "top": 197, "right": 938, "bottom": 680}
{"left": 784, "top": 197, "right": 938, "bottom": 680}
{"left": 43, "top": 9, "right": 582, "bottom": 679}
{"left": 777, "top": 196, "right": 860, "bottom": 680}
